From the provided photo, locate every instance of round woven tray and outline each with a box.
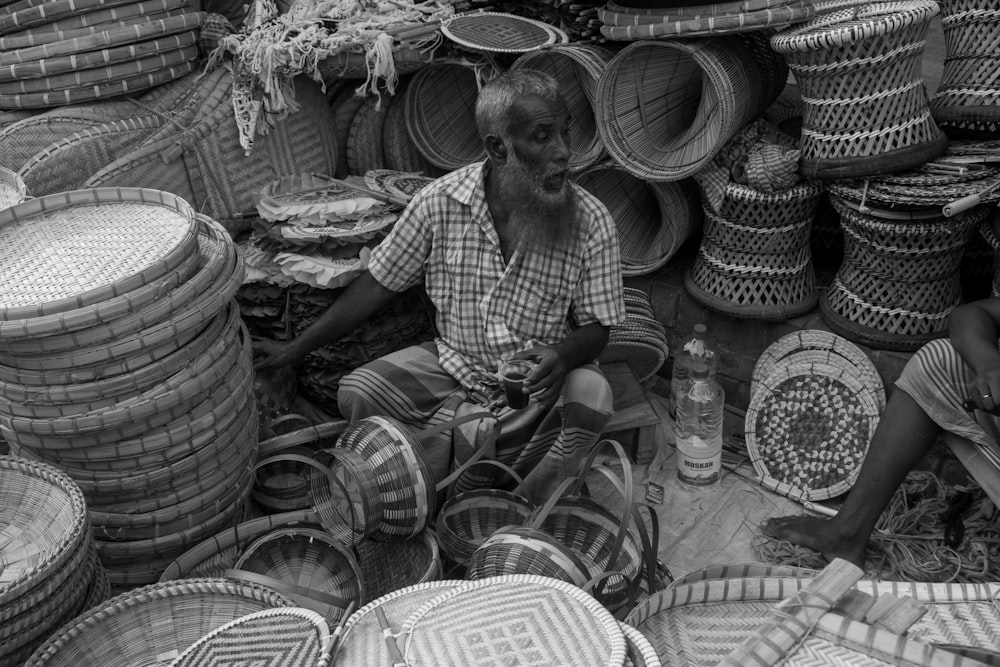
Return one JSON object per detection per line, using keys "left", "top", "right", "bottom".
{"left": 171, "top": 607, "right": 332, "bottom": 667}
{"left": 22, "top": 578, "right": 295, "bottom": 667}
{"left": 404, "top": 59, "right": 491, "bottom": 171}
{"left": 770, "top": 1, "right": 948, "bottom": 178}
{"left": 596, "top": 34, "right": 785, "bottom": 181}
{"left": 511, "top": 44, "right": 614, "bottom": 174}
{"left": 441, "top": 12, "right": 568, "bottom": 53}
{"left": 0, "top": 0, "right": 190, "bottom": 50}
{"left": 620, "top": 622, "right": 661, "bottom": 667}
{"left": 0, "top": 12, "right": 201, "bottom": 70}
{"left": 599, "top": 1, "right": 814, "bottom": 39}
{"left": 750, "top": 329, "right": 885, "bottom": 407}
{"left": 0, "top": 0, "right": 139, "bottom": 35}
{"left": 0, "top": 187, "right": 197, "bottom": 322}
{"left": 397, "top": 575, "right": 626, "bottom": 667}
{"left": 745, "top": 358, "right": 881, "bottom": 501}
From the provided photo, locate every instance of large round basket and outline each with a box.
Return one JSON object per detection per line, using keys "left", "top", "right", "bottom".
{"left": 574, "top": 161, "right": 702, "bottom": 275}
{"left": 403, "top": 58, "right": 495, "bottom": 171}
{"left": 770, "top": 1, "right": 948, "bottom": 178}
{"left": 929, "top": 0, "right": 1000, "bottom": 139}
{"left": 22, "top": 578, "right": 295, "bottom": 667}
{"left": 596, "top": 34, "right": 786, "bottom": 181}
{"left": 510, "top": 44, "right": 615, "bottom": 173}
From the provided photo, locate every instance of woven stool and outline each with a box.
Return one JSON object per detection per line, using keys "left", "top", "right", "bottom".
{"left": 930, "top": 0, "right": 1000, "bottom": 139}
{"left": 770, "top": 2, "right": 948, "bottom": 178}
{"left": 979, "top": 209, "right": 1000, "bottom": 298}
{"left": 820, "top": 191, "right": 987, "bottom": 351}
{"left": 685, "top": 180, "right": 824, "bottom": 319}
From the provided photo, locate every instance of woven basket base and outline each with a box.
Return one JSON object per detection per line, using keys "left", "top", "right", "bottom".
{"left": 819, "top": 290, "right": 946, "bottom": 352}
{"left": 800, "top": 133, "right": 948, "bottom": 180}
{"left": 684, "top": 265, "right": 819, "bottom": 320}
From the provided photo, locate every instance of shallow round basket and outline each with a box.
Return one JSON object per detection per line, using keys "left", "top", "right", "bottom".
{"left": 310, "top": 415, "right": 435, "bottom": 545}
{"left": 745, "top": 358, "right": 882, "bottom": 501}
{"left": 255, "top": 420, "right": 349, "bottom": 514}
{"left": 467, "top": 525, "right": 593, "bottom": 589}
{"left": 574, "top": 162, "right": 703, "bottom": 275}
{"left": 0, "top": 166, "right": 26, "bottom": 209}
{"left": 159, "top": 510, "right": 321, "bottom": 581}
{"left": 0, "top": 187, "right": 198, "bottom": 324}
{"left": 929, "top": 0, "right": 1000, "bottom": 139}
{"left": 435, "top": 488, "right": 534, "bottom": 569}
{"left": 170, "top": 607, "right": 331, "bottom": 667}
{"left": 511, "top": 44, "right": 615, "bottom": 173}
{"left": 403, "top": 59, "right": 492, "bottom": 171}
{"left": 22, "top": 578, "right": 295, "bottom": 667}
{"left": 750, "top": 329, "right": 885, "bottom": 408}
{"left": 596, "top": 34, "right": 784, "bottom": 181}
{"left": 620, "top": 622, "right": 661, "bottom": 667}
{"left": 0, "top": 455, "right": 88, "bottom": 605}
{"left": 398, "top": 575, "right": 627, "bottom": 667}
{"left": 229, "top": 527, "right": 365, "bottom": 623}
{"left": 770, "top": 1, "right": 948, "bottom": 178}
{"left": 441, "top": 12, "right": 568, "bottom": 54}
{"left": 353, "top": 529, "right": 442, "bottom": 602}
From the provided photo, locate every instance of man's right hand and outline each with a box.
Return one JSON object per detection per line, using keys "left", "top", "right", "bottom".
{"left": 252, "top": 338, "right": 304, "bottom": 371}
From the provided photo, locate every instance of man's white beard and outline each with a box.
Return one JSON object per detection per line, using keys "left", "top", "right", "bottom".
{"left": 496, "top": 151, "right": 583, "bottom": 254}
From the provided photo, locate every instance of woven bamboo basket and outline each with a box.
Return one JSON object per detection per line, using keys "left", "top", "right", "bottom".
{"left": 929, "top": 0, "right": 1000, "bottom": 139}
{"left": 626, "top": 573, "right": 1000, "bottom": 667}
{"left": 820, "top": 193, "right": 986, "bottom": 351}
{"left": 380, "top": 76, "right": 448, "bottom": 177}
{"left": 745, "top": 356, "right": 882, "bottom": 501}
{"left": 22, "top": 578, "right": 295, "bottom": 667}
{"left": 316, "top": 44, "right": 431, "bottom": 83}
{"left": 574, "top": 161, "right": 703, "bottom": 275}
{"left": 403, "top": 58, "right": 494, "bottom": 171}
{"left": 84, "top": 70, "right": 338, "bottom": 230}
{"left": 227, "top": 526, "right": 365, "bottom": 623}
{"left": 770, "top": 1, "right": 948, "bottom": 178}
{"left": 170, "top": 606, "right": 332, "bottom": 667}
{"left": 440, "top": 11, "right": 569, "bottom": 53}
{"left": 620, "top": 622, "right": 661, "bottom": 667}
{"left": 980, "top": 210, "right": 1000, "bottom": 298}
{"left": 510, "top": 44, "right": 615, "bottom": 173}
{"left": 353, "top": 529, "right": 442, "bottom": 602}
{"left": 254, "top": 419, "right": 349, "bottom": 514}
{"left": 345, "top": 93, "right": 391, "bottom": 176}
{"left": 598, "top": 1, "right": 814, "bottom": 39}
{"left": 596, "top": 34, "right": 786, "bottom": 181}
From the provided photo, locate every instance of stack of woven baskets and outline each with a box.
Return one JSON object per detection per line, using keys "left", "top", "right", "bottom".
{"left": 1, "top": 456, "right": 109, "bottom": 667}
{"left": 0, "top": 188, "right": 256, "bottom": 590}
{"left": 0, "top": 0, "right": 202, "bottom": 111}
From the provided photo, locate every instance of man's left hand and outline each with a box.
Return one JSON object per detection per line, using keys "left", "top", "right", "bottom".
{"left": 515, "top": 345, "right": 568, "bottom": 410}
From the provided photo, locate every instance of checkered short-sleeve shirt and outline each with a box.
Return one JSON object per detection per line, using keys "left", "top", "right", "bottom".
{"left": 369, "top": 162, "right": 625, "bottom": 397}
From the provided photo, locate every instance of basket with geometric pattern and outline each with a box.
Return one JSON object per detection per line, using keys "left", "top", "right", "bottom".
{"left": 770, "top": 1, "right": 948, "bottom": 178}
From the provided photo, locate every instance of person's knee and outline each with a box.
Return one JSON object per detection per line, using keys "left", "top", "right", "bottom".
{"left": 562, "top": 366, "right": 614, "bottom": 414}
{"left": 337, "top": 368, "right": 379, "bottom": 420}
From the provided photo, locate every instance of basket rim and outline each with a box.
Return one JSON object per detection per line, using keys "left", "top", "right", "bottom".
{"left": 441, "top": 11, "right": 569, "bottom": 54}
{"left": 600, "top": 2, "right": 815, "bottom": 40}
{"left": 770, "top": 0, "right": 940, "bottom": 52}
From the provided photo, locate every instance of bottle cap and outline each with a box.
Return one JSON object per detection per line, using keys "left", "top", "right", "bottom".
{"left": 693, "top": 323, "right": 707, "bottom": 337}
{"left": 691, "top": 361, "right": 710, "bottom": 379}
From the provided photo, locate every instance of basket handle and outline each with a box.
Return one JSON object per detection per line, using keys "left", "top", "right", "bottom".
{"left": 525, "top": 475, "right": 584, "bottom": 529}
{"left": 441, "top": 458, "right": 535, "bottom": 506}
{"left": 264, "top": 413, "right": 315, "bottom": 435}
{"left": 258, "top": 420, "right": 350, "bottom": 458}
{"left": 223, "top": 568, "right": 356, "bottom": 614}
{"left": 421, "top": 411, "right": 499, "bottom": 493}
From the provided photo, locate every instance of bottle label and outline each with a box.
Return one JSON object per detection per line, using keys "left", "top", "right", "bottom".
{"left": 676, "top": 434, "right": 722, "bottom": 485}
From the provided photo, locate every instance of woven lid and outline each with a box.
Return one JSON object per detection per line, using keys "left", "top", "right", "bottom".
{"left": 170, "top": 607, "right": 330, "bottom": 667}
{"left": 0, "top": 167, "right": 26, "bottom": 209}
{"left": 600, "top": 1, "right": 815, "bottom": 39}
{"left": 398, "top": 575, "right": 626, "bottom": 666}
{"left": 441, "top": 12, "right": 568, "bottom": 53}
{"left": 746, "top": 358, "right": 882, "bottom": 501}
{"left": 0, "top": 188, "right": 197, "bottom": 321}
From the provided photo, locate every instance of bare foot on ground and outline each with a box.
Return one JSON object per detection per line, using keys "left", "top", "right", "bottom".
{"left": 761, "top": 515, "right": 868, "bottom": 567}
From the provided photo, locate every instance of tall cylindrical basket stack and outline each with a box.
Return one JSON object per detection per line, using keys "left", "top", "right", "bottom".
{"left": 0, "top": 188, "right": 257, "bottom": 590}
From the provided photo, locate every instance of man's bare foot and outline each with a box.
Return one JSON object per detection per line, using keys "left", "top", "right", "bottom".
{"left": 761, "top": 515, "right": 868, "bottom": 567}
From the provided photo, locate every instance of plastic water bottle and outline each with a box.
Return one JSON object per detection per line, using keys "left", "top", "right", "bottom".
{"left": 670, "top": 323, "right": 716, "bottom": 417}
{"left": 675, "top": 361, "right": 725, "bottom": 487}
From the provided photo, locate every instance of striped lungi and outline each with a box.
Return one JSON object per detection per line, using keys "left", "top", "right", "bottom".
{"left": 337, "top": 341, "right": 615, "bottom": 500}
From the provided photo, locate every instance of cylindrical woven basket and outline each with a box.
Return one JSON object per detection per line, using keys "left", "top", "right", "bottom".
{"left": 820, "top": 193, "right": 986, "bottom": 350}
{"left": 22, "top": 578, "right": 295, "bottom": 667}
{"left": 574, "top": 161, "right": 703, "bottom": 275}
{"left": 596, "top": 34, "right": 786, "bottom": 181}
{"left": 929, "top": 0, "right": 1000, "bottom": 139}
{"left": 228, "top": 526, "right": 365, "bottom": 623}
{"left": 403, "top": 58, "right": 494, "bottom": 171}
{"left": 254, "top": 419, "right": 349, "bottom": 514}
{"left": 770, "top": 1, "right": 948, "bottom": 178}
{"left": 380, "top": 75, "right": 447, "bottom": 178}
{"left": 510, "top": 44, "right": 615, "bottom": 173}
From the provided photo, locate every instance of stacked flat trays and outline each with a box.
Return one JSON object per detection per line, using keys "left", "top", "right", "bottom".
{"left": 0, "top": 187, "right": 257, "bottom": 590}
{"left": 0, "top": 456, "right": 109, "bottom": 667}
{"left": 0, "top": 0, "right": 201, "bottom": 109}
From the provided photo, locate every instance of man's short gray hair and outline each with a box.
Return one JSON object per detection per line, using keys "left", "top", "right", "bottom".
{"left": 475, "top": 68, "right": 562, "bottom": 143}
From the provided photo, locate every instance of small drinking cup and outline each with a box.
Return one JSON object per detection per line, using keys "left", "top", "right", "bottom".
{"left": 499, "top": 359, "right": 535, "bottom": 409}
